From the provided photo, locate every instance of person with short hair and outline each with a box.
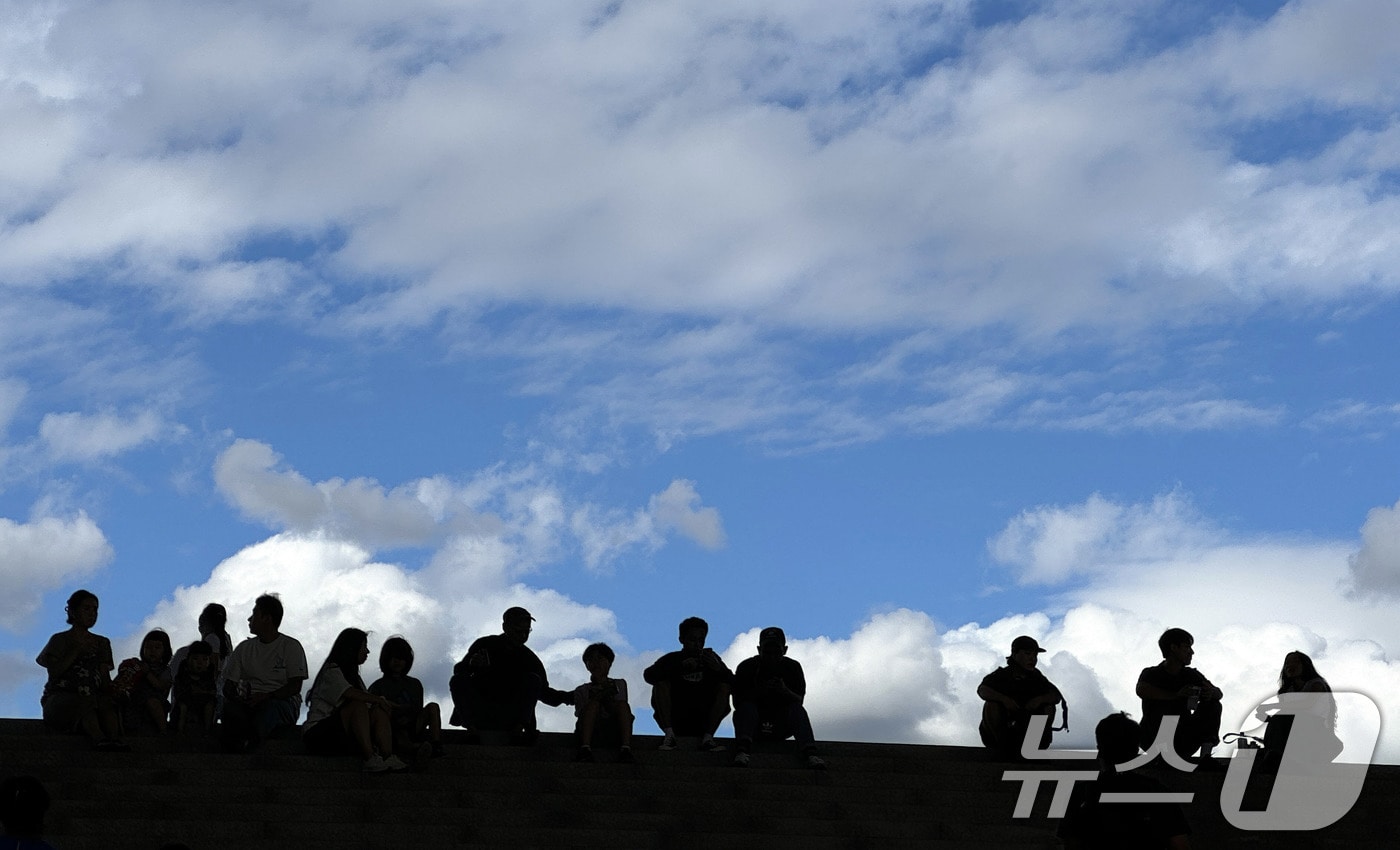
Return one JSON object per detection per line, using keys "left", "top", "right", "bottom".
{"left": 977, "top": 635, "right": 1063, "bottom": 759}
{"left": 35, "top": 589, "right": 127, "bottom": 751}
{"left": 220, "top": 594, "right": 308, "bottom": 752}
{"left": 448, "top": 607, "right": 567, "bottom": 744}
{"left": 564, "top": 642, "right": 635, "bottom": 763}
{"left": 1057, "top": 712, "right": 1192, "bottom": 849}
{"left": 731, "top": 627, "right": 825, "bottom": 769}
{"left": 1135, "top": 628, "right": 1222, "bottom": 768}
{"left": 643, "top": 616, "right": 733, "bottom": 752}
{"left": 368, "top": 635, "right": 445, "bottom": 759}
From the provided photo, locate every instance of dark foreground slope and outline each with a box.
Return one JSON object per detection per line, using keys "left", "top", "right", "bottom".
{"left": 1, "top": 720, "right": 1395, "bottom": 849}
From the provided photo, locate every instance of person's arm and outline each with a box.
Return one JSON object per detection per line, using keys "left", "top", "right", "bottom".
{"left": 772, "top": 661, "right": 804, "bottom": 705}
{"left": 1135, "top": 669, "right": 1186, "bottom": 701}
{"left": 642, "top": 653, "right": 671, "bottom": 685}
{"left": 36, "top": 633, "right": 83, "bottom": 677}
{"left": 979, "top": 670, "right": 1022, "bottom": 709}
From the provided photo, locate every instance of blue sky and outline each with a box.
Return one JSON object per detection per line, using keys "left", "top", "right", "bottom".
{"left": 3, "top": 0, "right": 1399, "bottom": 760}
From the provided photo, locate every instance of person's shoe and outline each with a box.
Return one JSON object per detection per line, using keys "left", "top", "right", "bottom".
{"left": 414, "top": 741, "right": 434, "bottom": 764}
{"left": 698, "top": 737, "right": 725, "bottom": 752}
{"left": 431, "top": 741, "right": 447, "bottom": 758}
{"left": 363, "top": 754, "right": 391, "bottom": 773}
{"left": 804, "top": 753, "right": 828, "bottom": 770}
{"left": 575, "top": 746, "right": 595, "bottom": 762}
{"left": 618, "top": 747, "right": 635, "bottom": 764}
{"left": 658, "top": 735, "right": 678, "bottom": 751}
{"left": 96, "top": 739, "right": 131, "bottom": 752}
{"left": 383, "top": 754, "right": 410, "bottom": 771}
{"left": 732, "top": 751, "right": 751, "bottom": 768}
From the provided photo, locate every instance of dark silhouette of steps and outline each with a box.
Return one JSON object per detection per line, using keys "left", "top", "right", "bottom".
{"left": 1, "top": 720, "right": 1395, "bottom": 849}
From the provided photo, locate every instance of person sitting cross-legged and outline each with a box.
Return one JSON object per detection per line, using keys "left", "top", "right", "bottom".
{"left": 731, "top": 627, "right": 826, "bottom": 770}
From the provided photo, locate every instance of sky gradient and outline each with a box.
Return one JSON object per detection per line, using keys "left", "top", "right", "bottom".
{"left": 2, "top": 0, "right": 1398, "bottom": 761}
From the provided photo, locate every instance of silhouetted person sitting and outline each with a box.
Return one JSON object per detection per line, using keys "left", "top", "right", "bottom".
{"left": 171, "top": 640, "right": 219, "bottom": 734}
{"left": 1136, "top": 628, "right": 1222, "bottom": 769}
{"left": 977, "top": 635, "right": 1063, "bottom": 759}
{"left": 449, "top": 607, "right": 566, "bottom": 744}
{"left": 563, "top": 643, "right": 635, "bottom": 763}
{"left": 221, "top": 594, "right": 308, "bottom": 753}
{"left": 643, "top": 616, "right": 733, "bottom": 752}
{"left": 731, "top": 627, "right": 826, "bottom": 769}
{"left": 0, "top": 774, "right": 58, "bottom": 850}
{"left": 1254, "top": 650, "right": 1341, "bottom": 774}
{"left": 36, "top": 589, "right": 127, "bottom": 751}
{"left": 1057, "top": 712, "right": 1191, "bottom": 849}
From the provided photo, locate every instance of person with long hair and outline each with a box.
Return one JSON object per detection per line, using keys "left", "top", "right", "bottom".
{"left": 1256, "top": 651, "right": 1341, "bottom": 772}
{"left": 35, "top": 589, "right": 128, "bottom": 751}
{"left": 303, "top": 628, "right": 407, "bottom": 772}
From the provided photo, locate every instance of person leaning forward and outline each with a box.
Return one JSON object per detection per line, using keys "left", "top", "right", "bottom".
{"left": 977, "top": 635, "right": 1063, "bottom": 759}
{"left": 449, "top": 606, "right": 567, "bottom": 744}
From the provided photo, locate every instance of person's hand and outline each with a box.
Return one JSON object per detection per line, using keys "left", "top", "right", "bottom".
{"left": 468, "top": 650, "right": 489, "bottom": 669}
{"left": 701, "top": 649, "right": 726, "bottom": 671}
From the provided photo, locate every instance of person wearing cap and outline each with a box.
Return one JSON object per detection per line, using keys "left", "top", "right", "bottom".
{"left": 730, "top": 627, "right": 825, "bottom": 769}
{"left": 448, "top": 607, "right": 566, "bottom": 744}
{"left": 976, "top": 635, "right": 1063, "bottom": 759}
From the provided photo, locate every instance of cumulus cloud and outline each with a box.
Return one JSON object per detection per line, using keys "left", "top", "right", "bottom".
{"left": 126, "top": 532, "right": 623, "bottom": 719}
{"left": 39, "top": 409, "right": 172, "bottom": 461}
{"left": 0, "top": 511, "right": 113, "bottom": 631}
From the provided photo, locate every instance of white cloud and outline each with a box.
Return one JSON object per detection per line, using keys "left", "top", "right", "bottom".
{"left": 215, "top": 438, "right": 725, "bottom": 572}
{"left": 989, "top": 491, "right": 1223, "bottom": 584}
{"left": 2, "top": 0, "right": 1397, "bottom": 343}
{"left": 648, "top": 480, "right": 726, "bottom": 550}
{"left": 0, "top": 511, "right": 113, "bottom": 631}
{"left": 39, "top": 409, "right": 172, "bottom": 461}
{"left": 1347, "top": 498, "right": 1400, "bottom": 598}
{"left": 213, "top": 438, "right": 493, "bottom": 549}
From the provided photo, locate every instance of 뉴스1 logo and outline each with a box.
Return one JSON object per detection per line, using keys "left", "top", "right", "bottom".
{"left": 1001, "top": 691, "right": 1380, "bottom": 831}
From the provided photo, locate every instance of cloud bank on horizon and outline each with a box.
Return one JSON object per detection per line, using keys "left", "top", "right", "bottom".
{"left": 2, "top": 0, "right": 1400, "bottom": 762}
